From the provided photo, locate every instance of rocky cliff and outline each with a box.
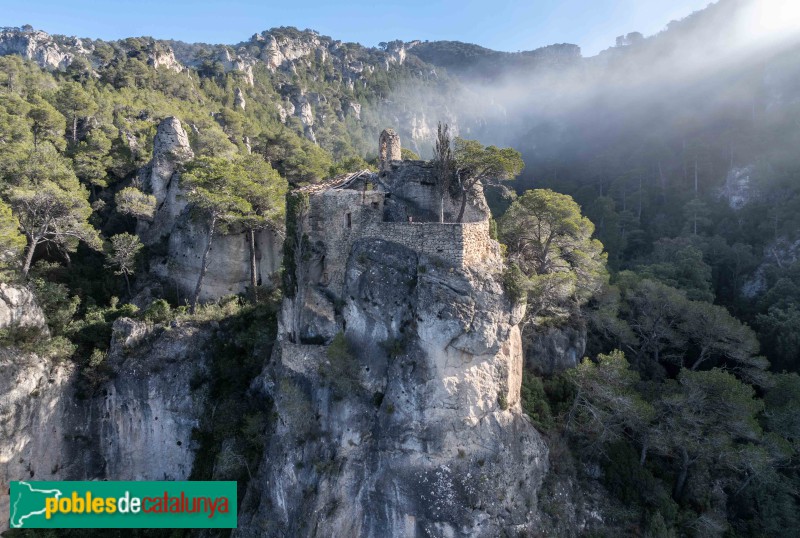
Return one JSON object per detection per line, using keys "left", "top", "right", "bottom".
{"left": 0, "top": 27, "right": 89, "bottom": 69}
{"left": 0, "top": 315, "right": 212, "bottom": 531}
{"left": 0, "top": 27, "right": 465, "bottom": 154}
{"left": 236, "top": 228, "right": 548, "bottom": 535}
{"left": 138, "top": 117, "right": 282, "bottom": 302}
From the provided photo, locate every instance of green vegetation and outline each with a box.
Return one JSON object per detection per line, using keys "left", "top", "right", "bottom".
{"left": 452, "top": 136, "right": 524, "bottom": 222}
{"left": 105, "top": 233, "right": 143, "bottom": 298}
{"left": 181, "top": 156, "right": 254, "bottom": 311}
{"left": 499, "top": 189, "right": 608, "bottom": 324}
{"left": 188, "top": 297, "right": 280, "bottom": 505}
{"left": 503, "top": 187, "right": 795, "bottom": 533}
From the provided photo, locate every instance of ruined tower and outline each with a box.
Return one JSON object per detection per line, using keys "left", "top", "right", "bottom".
{"left": 379, "top": 128, "right": 401, "bottom": 171}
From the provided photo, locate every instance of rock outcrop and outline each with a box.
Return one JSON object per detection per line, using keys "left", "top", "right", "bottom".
{"left": 0, "top": 318, "right": 212, "bottom": 531}
{"left": 146, "top": 116, "right": 193, "bottom": 228}
{"left": 719, "top": 165, "right": 756, "bottom": 210}
{"left": 238, "top": 238, "right": 547, "bottom": 536}
{"left": 0, "top": 283, "right": 46, "bottom": 332}
{"left": 236, "top": 142, "right": 548, "bottom": 535}
{"left": 234, "top": 87, "right": 246, "bottom": 110}
{"left": 138, "top": 117, "right": 282, "bottom": 302}
{"left": 260, "top": 32, "right": 323, "bottom": 72}
{"left": 0, "top": 27, "right": 88, "bottom": 70}
{"left": 148, "top": 47, "right": 183, "bottom": 72}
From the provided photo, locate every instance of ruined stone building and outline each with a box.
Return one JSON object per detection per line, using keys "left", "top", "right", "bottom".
{"left": 285, "top": 128, "right": 499, "bottom": 344}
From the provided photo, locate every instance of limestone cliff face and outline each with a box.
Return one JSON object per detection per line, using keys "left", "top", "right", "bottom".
{"left": 261, "top": 33, "right": 323, "bottom": 72}
{"left": 237, "top": 236, "right": 548, "bottom": 535}
{"left": 0, "top": 284, "right": 46, "bottom": 332}
{"left": 0, "top": 317, "right": 211, "bottom": 531}
{"left": 138, "top": 117, "right": 282, "bottom": 302}
{"left": 0, "top": 27, "right": 89, "bottom": 70}
{"left": 148, "top": 47, "right": 184, "bottom": 72}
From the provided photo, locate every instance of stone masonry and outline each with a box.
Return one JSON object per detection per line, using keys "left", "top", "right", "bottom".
{"left": 286, "top": 129, "right": 498, "bottom": 345}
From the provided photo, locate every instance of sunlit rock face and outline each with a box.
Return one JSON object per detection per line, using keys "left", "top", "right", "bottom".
{"left": 0, "top": 27, "right": 86, "bottom": 70}
{"left": 138, "top": 117, "right": 282, "bottom": 302}
{"left": 0, "top": 284, "right": 47, "bottom": 332}
{"left": 238, "top": 241, "right": 547, "bottom": 537}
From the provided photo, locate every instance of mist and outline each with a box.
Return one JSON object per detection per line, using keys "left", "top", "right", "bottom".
{"left": 406, "top": 0, "right": 800, "bottom": 196}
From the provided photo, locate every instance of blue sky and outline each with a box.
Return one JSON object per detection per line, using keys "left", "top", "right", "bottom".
{"left": 1, "top": 0, "right": 713, "bottom": 56}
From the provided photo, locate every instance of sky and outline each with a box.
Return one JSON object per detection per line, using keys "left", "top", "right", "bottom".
{"left": 0, "top": 0, "right": 714, "bottom": 56}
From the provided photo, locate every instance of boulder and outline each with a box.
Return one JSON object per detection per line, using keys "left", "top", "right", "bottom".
{"left": 0, "top": 283, "right": 46, "bottom": 332}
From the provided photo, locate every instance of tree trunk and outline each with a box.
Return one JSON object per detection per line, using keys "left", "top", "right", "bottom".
{"left": 658, "top": 161, "right": 667, "bottom": 203}
{"left": 640, "top": 441, "right": 649, "bottom": 466}
{"left": 124, "top": 271, "right": 132, "bottom": 299}
{"left": 72, "top": 115, "right": 78, "bottom": 143}
{"left": 694, "top": 159, "right": 699, "bottom": 194}
{"left": 457, "top": 189, "right": 468, "bottom": 223}
{"left": 248, "top": 228, "right": 258, "bottom": 303}
{"left": 673, "top": 448, "right": 690, "bottom": 499}
{"left": 690, "top": 349, "right": 707, "bottom": 370}
{"left": 191, "top": 216, "right": 217, "bottom": 314}
{"left": 682, "top": 139, "right": 687, "bottom": 182}
{"left": 21, "top": 237, "right": 37, "bottom": 278}
{"left": 440, "top": 194, "right": 445, "bottom": 223}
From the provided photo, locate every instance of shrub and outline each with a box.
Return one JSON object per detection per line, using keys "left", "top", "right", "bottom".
{"left": 498, "top": 392, "right": 509, "bottom": 410}
{"left": 520, "top": 373, "right": 553, "bottom": 430}
{"left": 29, "top": 277, "right": 80, "bottom": 336}
{"left": 489, "top": 218, "right": 499, "bottom": 240}
{"left": 380, "top": 336, "right": 406, "bottom": 359}
{"left": 503, "top": 262, "right": 527, "bottom": 305}
{"left": 78, "top": 347, "right": 113, "bottom": 396}
{"left": 142, "top": 298, "right": 171, "bottom": 323}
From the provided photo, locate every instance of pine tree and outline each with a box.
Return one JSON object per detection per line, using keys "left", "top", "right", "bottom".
{"left": 182, "top": 156, "right": 252, "bottom": 312}
{"left": 106, "top": 233, "right": 143, "bottom": 297}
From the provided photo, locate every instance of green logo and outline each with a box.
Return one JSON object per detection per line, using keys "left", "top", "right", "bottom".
{"left": 9, "top": 481, "right": 237, "bottom": 529}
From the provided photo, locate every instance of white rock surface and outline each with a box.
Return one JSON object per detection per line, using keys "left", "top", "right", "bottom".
{"left": 0, "top": 283, "right": 46, "bottom": 332}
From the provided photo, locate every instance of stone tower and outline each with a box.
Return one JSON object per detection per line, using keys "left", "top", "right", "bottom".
{"left": 379, "top": 128, "right": 401, "bottom": 171}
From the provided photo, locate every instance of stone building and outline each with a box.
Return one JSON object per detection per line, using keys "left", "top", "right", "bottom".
{"left": 285, "top": 129, "right": 500, "bottom": 344}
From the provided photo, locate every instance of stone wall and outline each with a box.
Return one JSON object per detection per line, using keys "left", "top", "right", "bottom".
{"left": 303, "top": 189, "right": 493, "bottom": 296}
{"left": 304, "top": 189, "right": 385, "bottom": 295}
{"left": 461, "top": 219, "right": 494, "bottom": 266}
{"left": 361, "top": 220, "right": 492, "bottom": 268}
